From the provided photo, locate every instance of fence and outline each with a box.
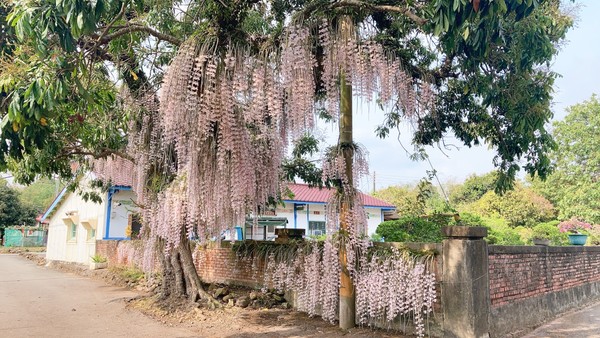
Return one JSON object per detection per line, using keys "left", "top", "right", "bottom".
{"left": 92, "top": 228, "right": 600, "bottom": 337}
{"left": 192, "top": 227, "right": 600, "bottom": 337}
{"left": 3, "top": 226, "right": 46, "bottom": 247}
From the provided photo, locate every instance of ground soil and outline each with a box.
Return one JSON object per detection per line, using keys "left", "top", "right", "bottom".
{"left": 14, "top": 250, "right": 414, "bottom": 338}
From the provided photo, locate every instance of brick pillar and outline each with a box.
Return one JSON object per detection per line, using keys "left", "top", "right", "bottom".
{"left": 442, "top": 226, "right": 490, "bottom": 338}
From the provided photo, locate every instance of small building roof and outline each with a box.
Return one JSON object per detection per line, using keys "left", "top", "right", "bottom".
{"left": 284, "top": 183, "right": 395, "bottom": 208}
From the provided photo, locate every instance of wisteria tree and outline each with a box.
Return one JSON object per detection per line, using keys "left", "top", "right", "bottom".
{"left": 1, "top": 0, "right": 572, "bottom": 330}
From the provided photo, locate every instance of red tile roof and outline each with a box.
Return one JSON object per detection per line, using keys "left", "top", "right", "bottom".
{"left": 285, "top": 183, "right": 395, "bottom": 208}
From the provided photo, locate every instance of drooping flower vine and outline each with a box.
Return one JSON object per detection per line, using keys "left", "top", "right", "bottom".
{"left": 250, "top": 241, "right": 437, "bottom": 337}
{"left": 94, "top": 17, "right": 438, "bottom": 332}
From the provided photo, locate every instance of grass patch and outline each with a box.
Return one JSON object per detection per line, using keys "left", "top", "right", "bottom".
{"left": 110, "top": 265, "right": 145, "bottom": 283}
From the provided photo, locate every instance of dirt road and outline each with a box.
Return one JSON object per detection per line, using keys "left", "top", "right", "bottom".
{"left": 0, "top": 254, "right": 413, "bottom": 338}
{"left": 0, "top": 254, "right": 197, "bottom": 338}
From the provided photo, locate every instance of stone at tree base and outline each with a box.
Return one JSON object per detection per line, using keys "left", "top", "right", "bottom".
{"left": 228, "top": 299, "right": 235, "bottom": 307}
{"left": 236, "top": 297, "right": 250, "bottom": 308}
{"left": 249, "top": 291, "right": 259, "bottom": 300}
{"left": 214, "top": 287, "right": 228, "bottom": 298}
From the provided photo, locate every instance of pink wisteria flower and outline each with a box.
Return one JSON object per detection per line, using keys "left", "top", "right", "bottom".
{"left": 558, "top": 218, "right": 593, "bottom": 234}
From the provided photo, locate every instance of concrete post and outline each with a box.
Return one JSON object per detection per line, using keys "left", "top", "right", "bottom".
{"left": 442, "top": 226, "right": 490, "bottom": 338}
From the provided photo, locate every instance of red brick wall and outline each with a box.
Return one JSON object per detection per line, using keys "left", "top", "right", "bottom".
{"left": 194, "top": 242, "right": 267, "bottom": 287}
{"left": 95, "top": 240, "right": 120, "bottom": 264}
{"left": 488, "top": 246, "right": 600, "bottom": 307}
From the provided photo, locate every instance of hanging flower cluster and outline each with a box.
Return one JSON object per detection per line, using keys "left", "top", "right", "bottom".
{"left": 258, "top": 242, "right": 436, "bottom": 337}
{"left": 94, "top": 19, "right": 439, "bottom": 330}
{"left": 94, "top": 18, "right": 437, "bottom": 255}
{"left": 355, "top": 248, "right": 436, "bottom": 337}
{"left": 289, "top": 19, "right": 437, "bottom": 120}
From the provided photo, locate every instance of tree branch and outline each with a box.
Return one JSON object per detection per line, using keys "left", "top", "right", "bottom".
{"left": 58, "top": 147, "right": 136, "bottom": 163}
{"left": 100, "top": 24, "right": 182, "bottom": 46}
{"left": 330, "top": 0, "right": 427, "bottom": 26}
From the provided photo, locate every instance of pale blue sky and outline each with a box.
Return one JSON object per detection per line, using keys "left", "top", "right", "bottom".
{"left": 318, "top": 0, "right": 600, "bottom": 192}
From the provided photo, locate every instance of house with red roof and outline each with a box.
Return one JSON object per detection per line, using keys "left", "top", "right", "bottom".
{"left": 244, "top": 183, "right": 395, "bottom": 240}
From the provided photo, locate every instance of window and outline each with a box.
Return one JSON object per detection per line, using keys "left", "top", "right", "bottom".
{"left": 87, "top": 228, "right": 96, "bottom": 241}
{"left": 308, "top": 221, "right": 326, "bottom": 236}
{"left": 69, "top": 223, "right": 77, "bottom": 240}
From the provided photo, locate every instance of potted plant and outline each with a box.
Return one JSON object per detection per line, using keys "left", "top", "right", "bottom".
{"left": 558, "top": 218, "right": 592, "bottom": 245}
{"left": 90, "top": 254, "right": 108, "bottom": 270}
{"left": 531, "top": 225, "right": 551, "bottom": 246}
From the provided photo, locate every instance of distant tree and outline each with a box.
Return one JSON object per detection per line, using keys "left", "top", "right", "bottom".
{"left": 466, "top": 185, "right": 555, "bottom": 227}
{"left": 449, "top": 172, "right": 498, "bottom": 206}
{"left": 374, "top": 179, "right": 449, "bottom": 217}
{"left": 532, "top": 95, "right": 600, "bottom": 223}
{"left": 0, "top": 179, "right": 37, "bottom": 242}
{"left": 373, "top": 185, "right": 421, "bottom": 216}
{"left": 18, "top": 178, "right": 59, "bottom": 214}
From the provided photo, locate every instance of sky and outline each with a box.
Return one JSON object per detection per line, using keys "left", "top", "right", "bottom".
{"left": 317, "top": 0, "right": 600, "bottom": 192}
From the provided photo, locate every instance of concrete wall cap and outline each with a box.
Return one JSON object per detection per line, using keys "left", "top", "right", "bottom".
{"left": 442, "top": 226, "right": 487, "bottom": 239}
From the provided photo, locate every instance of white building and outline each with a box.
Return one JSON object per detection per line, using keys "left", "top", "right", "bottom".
{"left": 42, "top": 174, "right": 137, "bottom": 264}
{"left": 244, "top": 183, "right": 396, "bottom": 240}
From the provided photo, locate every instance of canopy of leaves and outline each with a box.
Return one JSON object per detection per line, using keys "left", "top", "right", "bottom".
{"left": 532, "top": 95, "right": 600, "bottom": 223}
{"left": 0, "top": 0, "right": 574, "bottom": 194}
{"left": 373, "top": 179, "right": 449, "bottom": 216}
{"left": 18, "top": 177, "right": 60, "bottom": 214}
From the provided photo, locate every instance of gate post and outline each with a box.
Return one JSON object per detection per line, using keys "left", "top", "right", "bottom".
{"left": 442, "top": 226, "right": 490, "bottom": 338}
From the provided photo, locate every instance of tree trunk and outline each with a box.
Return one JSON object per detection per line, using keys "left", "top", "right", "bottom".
{"left": 338, "top": 64, "right": 355, "bottom": 329}
{"left": 155, "top": 235, "right": 218, "bottom": 307}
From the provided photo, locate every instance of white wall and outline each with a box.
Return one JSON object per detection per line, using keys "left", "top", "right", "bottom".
{"left": 275, "top": 202, "right": 385, "bottom": 237}
{"left": 365, "top": 207, "right": 384, "bottom": 236}
{"left": 105, "top": 189, "right": 137, "bottom": 239}
{"left": 45, "top": 188, "right": 107, "bottom": 264}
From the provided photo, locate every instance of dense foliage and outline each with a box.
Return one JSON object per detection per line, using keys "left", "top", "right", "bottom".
{"left": 0, "top": 179, "right": 37, "bottom": 241}
{"left": 532, "top": 95, "right": 600, "bottom": 223}
{"left": 376, "top": 215, "right": 446, "bottom": 243}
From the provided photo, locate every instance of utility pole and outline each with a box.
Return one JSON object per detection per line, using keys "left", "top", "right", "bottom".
{"left": 338, "top": 16, "right": 355, "bottom": 329}
{"left": 372, "top": 171, "right": 376, "bottom": 193}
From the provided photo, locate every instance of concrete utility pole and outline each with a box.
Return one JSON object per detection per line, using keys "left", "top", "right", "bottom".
{"left": 338, "top": 48, "right": 355, "bottom": 329}
{"left": 372, "top": 171, "right": 376, "bottom": 193}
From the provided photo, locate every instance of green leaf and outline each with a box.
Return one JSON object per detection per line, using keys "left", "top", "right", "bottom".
{"left": 77, "top": 12, "right": 84, "bottom": 30}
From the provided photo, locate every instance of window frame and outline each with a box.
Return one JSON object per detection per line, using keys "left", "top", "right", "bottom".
{"left": 308, "top": 221, "right": 326, "bottom": 236}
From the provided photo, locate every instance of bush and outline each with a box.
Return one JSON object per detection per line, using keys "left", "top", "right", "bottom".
{"left": 587, "top": 224, "right": 600, "bottom": 245}
{"left": 451, "top": 213, "right": 485, "bottom": 227}
{"left": 375, "top": 216, "right": 444, "bottom": 243}
{"left": 531, "top": 221, "right": 567, "bottom": 246}
{"left": 481, "top": 217, "right": 524, "bottom": 245}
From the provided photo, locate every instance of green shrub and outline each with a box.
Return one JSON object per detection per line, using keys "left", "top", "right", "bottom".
{"left": 375, "top": 216, "right": 444, "bottom": 243}
{"left": 370, "top": 233, "right": 384, "bottom": 242}
{"left": 451, "top": 213, "right": 485, "bottom": 227}
{"left": 532, "top": 221, "right": 567, "bottom": 246}
{"left": 589, "top": 225, "right": 600, "bottom": 245}
{"left": 481, "top": 217, "right": 524, "bottom": 245}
